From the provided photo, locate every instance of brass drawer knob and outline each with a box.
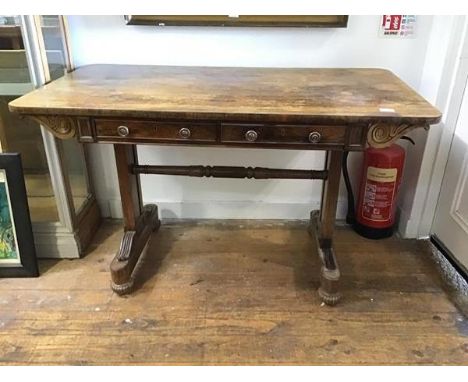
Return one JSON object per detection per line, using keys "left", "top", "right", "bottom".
{"left": 308, "top": 131, "right": 321, "bottom": 143}
{"left": 117, "top": 125, "right": 129, "bottom": 137}
{"left": 179, "top": 127, "right": 191, "bottom": 139}
{"left": 245, "top": 130, "right": 258, "bottom": 142}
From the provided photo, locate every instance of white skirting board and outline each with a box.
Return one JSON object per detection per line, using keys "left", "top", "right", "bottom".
{"left": 97, "top": 198, "right": 349, "bottom": 221}
{"left": 33, "top": 231, "right": 81, "bottom": 259}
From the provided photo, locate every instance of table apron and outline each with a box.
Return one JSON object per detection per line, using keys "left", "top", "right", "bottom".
{"left": 76, "top": 118, "right": 368, "bottom": 151}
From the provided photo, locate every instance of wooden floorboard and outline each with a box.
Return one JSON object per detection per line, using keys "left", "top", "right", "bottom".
{"left": 0, "top": 220, "right": 467, "bottom": 365}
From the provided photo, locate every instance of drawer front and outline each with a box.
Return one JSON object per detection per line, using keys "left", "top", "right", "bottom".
{"left": 221, "top": 124, "right": 347, "bottom": 146}
{"left": 94, "top": 119, "right": 217, "bottom": 142}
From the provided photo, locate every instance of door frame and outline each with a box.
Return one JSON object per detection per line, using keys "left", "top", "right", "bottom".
{"left": 415, "top": 16, "right": 468, "bottom": 238}
{"left": 428, "top": 25, "right": 468, "bottom": 280}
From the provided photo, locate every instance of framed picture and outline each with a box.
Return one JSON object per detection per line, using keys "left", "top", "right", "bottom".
{"left": 125, "top": 15, "right": 349, "bottom": 28}
{"left": 0, "top": 153, "right": 38, "bottom": 277}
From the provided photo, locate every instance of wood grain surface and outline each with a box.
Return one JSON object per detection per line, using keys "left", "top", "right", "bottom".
{"left": 9, "top": 65, "right": 441, "bottom": 125}
{"left": 0, "top": 220, "right": 466, "bottom": 365}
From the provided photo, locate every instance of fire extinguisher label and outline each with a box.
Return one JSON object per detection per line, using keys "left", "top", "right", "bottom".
{"left": 361, "top": 166, "right": 397, "bottom": 222}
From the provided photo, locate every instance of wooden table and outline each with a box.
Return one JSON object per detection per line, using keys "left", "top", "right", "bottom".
{"left": 9, "top": 65, "right": 441, "bottom": 305}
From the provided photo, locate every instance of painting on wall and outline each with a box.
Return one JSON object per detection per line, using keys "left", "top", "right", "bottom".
{"left": 0, "top": 170, "right": 20, "bottom": 263}
{"left": 0, "top": 153, "right": 38, "bottom": 277}
{"left": 125, "top": 15, "right": 349, "bottom": 28}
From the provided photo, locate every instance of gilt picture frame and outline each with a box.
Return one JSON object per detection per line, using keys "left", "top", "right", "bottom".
{"left": 125, "top": 15, "right": 349, "bottom": 28}
{"left": 0, "top": 153, "right": 38, "bottom": 277}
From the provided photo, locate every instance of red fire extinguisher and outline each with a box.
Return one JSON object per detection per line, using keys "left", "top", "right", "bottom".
{"left": 343, "top": 137, "right": 413, "bottom": 239}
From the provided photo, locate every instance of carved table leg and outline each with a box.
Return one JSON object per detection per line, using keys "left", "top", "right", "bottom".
{"left": 110, "top": 144, "right": 160, "bottom": 295}
{"left": 309, "top": 150, "right": 344, "bottom": 306}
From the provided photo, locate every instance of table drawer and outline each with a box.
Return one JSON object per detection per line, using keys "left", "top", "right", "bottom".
{"left": 221, "top": 124, "right": 346, "bottom": 146}
{"left": 94, "top": 119, "right": 217, "bottom": 142}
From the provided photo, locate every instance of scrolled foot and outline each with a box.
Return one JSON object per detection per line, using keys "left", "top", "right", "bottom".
{"left": 318, "top": 261, "right": 341, "bottom": 306}
{"left": 110, "top": 204, "right": 160, "bottom": 295}
{"left": 111, "top": 278, "right": 135, "bottom": 296}
{"left": 310, "top": 210, "right": 342, "bottom": 305}
{"left": 318, "top": 288, "right": 341, "bottom": 306}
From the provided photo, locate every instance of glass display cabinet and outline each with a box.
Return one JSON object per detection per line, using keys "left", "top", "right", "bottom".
{"left": 0, "top": 15, "right": 100, "bottom": 258}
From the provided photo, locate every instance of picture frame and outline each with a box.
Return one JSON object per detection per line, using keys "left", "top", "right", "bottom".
{"left": 0, "top": 153, "right": 38, "bottom": 277}
{"left": 124, "top": 15, "right": 349, "bottom": 28}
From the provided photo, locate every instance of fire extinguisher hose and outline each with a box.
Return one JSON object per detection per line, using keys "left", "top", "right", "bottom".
{"left": 342, "top": 151, "right": 356, "bottom": 226}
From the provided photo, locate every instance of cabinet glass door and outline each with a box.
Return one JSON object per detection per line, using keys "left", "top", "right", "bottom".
{"left": 0, "top": 15, "right": 59, "bottom": 222}
{"left": 38, "top": 15, "right": 92, "bottom": 217}
{"left": 0, "top": 15, "right": 100, "bottom": 258}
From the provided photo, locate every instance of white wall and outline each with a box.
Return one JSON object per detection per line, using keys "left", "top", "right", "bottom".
{"left": 68, "top": 15, "right": 435, "bottom": 222}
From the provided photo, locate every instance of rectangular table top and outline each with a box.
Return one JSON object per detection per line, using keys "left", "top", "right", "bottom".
{"left": 9, "top": 64, "right": 441, "bottom": 125}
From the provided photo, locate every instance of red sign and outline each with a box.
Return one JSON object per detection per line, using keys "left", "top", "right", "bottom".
{"left": 380, "top": 15, "right": 416, "bottom": 38}
{"left": 382, "top": 15, "right": 402, "bottom": 31}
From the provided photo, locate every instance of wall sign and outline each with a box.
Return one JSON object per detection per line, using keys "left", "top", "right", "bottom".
{"left": 380, "top": 15, "right": 416, "bottom": 38}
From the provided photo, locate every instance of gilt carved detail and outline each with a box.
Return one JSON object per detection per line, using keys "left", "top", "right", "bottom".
{"left": 31, "top": 115, "right": 76, "bottom": 139}
{"left": 367, "top": 121, "right": 428, "bottom": 148}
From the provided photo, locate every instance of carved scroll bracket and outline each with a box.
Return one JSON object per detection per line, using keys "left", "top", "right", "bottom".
{"left": 30, "top": 115, "right": 76, "bottom": 139}
{"left": 367, "top": 121, "right": 428, "bottom": 148}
